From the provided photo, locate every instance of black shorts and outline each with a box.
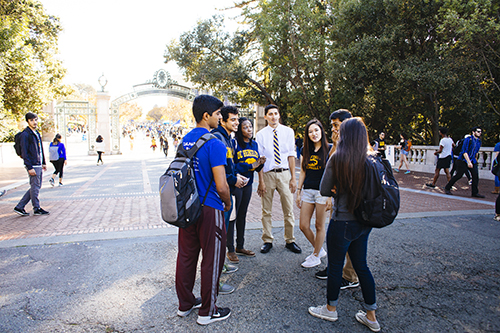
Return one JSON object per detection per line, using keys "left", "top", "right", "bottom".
{"left": 437, "top": 155, "right": 452, "bottom": 169}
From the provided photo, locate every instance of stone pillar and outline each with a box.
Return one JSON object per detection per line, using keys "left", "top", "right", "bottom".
{"left": 95, "top": 92, "right": 111, "bottom": 154}
{"left": 254, "top": 104, "right": 266, "bottom": 133}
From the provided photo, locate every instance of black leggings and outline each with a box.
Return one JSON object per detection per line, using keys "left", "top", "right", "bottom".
{"left": 227, "top": 184, "right": 253, "bottom": 252}
{"left": 97, "top": 151, "right": 103, "bottom": 163}
{"left": 51, "top": 158, "right": 65, "bottom": 178}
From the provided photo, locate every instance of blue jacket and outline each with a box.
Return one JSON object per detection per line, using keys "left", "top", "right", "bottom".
{"left": 211, "top": 125, "right": 237, "bottom": 189}
{"left": 20, "top": 126, "right": 46, "bottom": 170}
{"left": 459, "top": 136, "right": 481, "bottom": 164}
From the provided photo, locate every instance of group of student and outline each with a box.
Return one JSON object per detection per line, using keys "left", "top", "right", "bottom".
{"left": 175, "top": 95, "right": 381, "bottom": 332}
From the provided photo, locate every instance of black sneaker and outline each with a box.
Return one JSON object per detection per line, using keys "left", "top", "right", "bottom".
{"left": 177, "top": 297, "right": 202, "bottom": 317}
{"left": 340, "top": 277, "right": 360, "bottom": 290}
{"left": 425, "top": 183, "right": 435, "bottom": 188}
{"left": 14, "top": 207, "right": 29, "bottom": 216}
{"left": 196, "top": 307, "right": 231, "bottom": 325}
{"left": 315, "top": 268, "right": 327, "bottom": 280}
{"left": 33, "top": 208, "right": 50, "bottom": 215}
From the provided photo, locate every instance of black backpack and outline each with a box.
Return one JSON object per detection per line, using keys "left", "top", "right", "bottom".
{"left": 354, "top": 155, "right": 400, "bottom": 228}
{"left": 159, "top": 133, "right": 215, "bottom": 228}
{"left": 14, "top": 131, "right": 23, "bottom": 158}
{"left": 452, "top": 137, "right": 471, "bottom": 157}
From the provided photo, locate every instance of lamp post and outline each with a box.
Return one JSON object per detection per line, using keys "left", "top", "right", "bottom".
{"left": 98, "top": 73, "right": 108, "bottom": 92}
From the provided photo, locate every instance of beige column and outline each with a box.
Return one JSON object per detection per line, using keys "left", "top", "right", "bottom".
{"left": 95, "top": 92, "right": 111, "bottom": 154}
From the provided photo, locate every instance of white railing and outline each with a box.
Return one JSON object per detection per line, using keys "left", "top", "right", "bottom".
{"left": 387, "top": 145, "right": 496, "bottom": 180}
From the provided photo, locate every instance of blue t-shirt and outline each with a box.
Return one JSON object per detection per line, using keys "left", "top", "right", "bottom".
{"left": 495, "top": 142, "right": 500, "bottom": 152}
{"left": 182, "top": 127, "right": 227, "bottom": 211}
{"left": 234, "top": 139, "right": 263, "bottom": 185}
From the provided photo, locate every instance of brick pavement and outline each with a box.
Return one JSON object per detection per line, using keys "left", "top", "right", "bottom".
{"left": 0, "top": 138, "right": 496, "bottom": 242}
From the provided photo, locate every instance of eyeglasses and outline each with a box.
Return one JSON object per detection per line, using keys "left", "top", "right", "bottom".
{"left": 476, "top": 130, "right": 482, "bottom": 133}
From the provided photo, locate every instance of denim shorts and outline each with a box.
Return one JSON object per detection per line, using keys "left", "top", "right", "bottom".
{"left": 301, "top": 189, "right": 328, "bottom": 205}
{"left": 401, "top": 149, "right": 409, "bottom": 156}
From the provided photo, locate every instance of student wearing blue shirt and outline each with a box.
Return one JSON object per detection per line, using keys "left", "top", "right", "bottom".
{"left": 445, "top": 127, "right": 484, "bottom": 197}
{"left": 175, "top": 95, "right": 232, "bottom": 326}
{"left": 48, "top": 133, "right": 67, "bottom": 187}
{"left": 232, "top": 117, "right": 266, "bottom": 258}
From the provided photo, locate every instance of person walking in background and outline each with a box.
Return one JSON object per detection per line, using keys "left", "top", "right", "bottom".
{"left": 175, "top": 95, "right": 232, "bottom": 325}
{"left": 492, "top": 136, "right": 500, "bottom": 194}
{"left": 445, "top": 127, "right": 484, "bottom": 198}
{"left": 296, "top": 119, "right": 331, "bottom": 268}
{"left": 426, "top": 127, "right": 454, "bottom": 188}
{"left": 394, "top": 133, "right": 411, "bottom": 174}
{"left": 233, "top": 117, "right": 266, "bottom": 258}
{"left": 96, "top": 135, "right": 105, "bottom": 166}
{"left": 151, "top": 137, "right": 157, "bottom": 152}
{"left": 163, "top": 135, "right": 169, "bottom": 157}
{"left": 14, "top": 112, "right": 49, "bottom": 216}
{"left": 374, "top": 132, "right": 386, "bottom": 158}
{"left": 309, "top": 117, "right": 380, "bottom": 332}
{"left": 256, "top": 104, "right": 301, "bottom": 255}
{"left": 48, "top": 134, "right": 67, "bottom": 187}
{"left": 295, "top": 136, "right": 303, "bottom": 159}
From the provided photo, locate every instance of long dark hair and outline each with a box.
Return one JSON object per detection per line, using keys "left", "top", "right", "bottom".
{"left": 52, "top": 133, "right": 62, "bottom": 144}
{"left": 235, "top": 117, "right": 253, "bottom": 148}
{"left": 301, "top": 119, "right": 329, "bottom": 171}
{"left": 328, "top": 117, "right": 373, "bottom": 213}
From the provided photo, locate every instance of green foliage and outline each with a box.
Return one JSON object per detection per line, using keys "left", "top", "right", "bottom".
{"left": 0, "top": 0, "right": 70, "bottom": 124}
{"left": 166, "top": 0, "right": 500, "bottom": 145}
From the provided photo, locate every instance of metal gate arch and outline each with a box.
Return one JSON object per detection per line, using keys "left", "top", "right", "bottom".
{"left": 110, "top": 82, "right": 196, "bottom": 153}
{"left": 54, "top": 100, "right": 97, "bottom": 153}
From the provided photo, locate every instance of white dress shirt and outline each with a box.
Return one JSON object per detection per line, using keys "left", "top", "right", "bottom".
{"left": 256, "top": 124, "right": 295, "bottom": 173}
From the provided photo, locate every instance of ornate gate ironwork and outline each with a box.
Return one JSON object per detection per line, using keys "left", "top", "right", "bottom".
{"left": 54, "top": 101, "right": 96, "bottom": 153}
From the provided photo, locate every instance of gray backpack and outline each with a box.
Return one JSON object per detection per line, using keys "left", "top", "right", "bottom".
{"left": 159, "top": 133, "right": 215, "bottom": 228}
{"left": 49, "top": 144, "right": 59, "bottom": 161}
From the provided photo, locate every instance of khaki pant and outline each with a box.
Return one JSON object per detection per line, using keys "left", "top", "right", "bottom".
{"left": 261, "top": 171, "right": 296, "bottom": 243}
{"left": 343, "top": 252, "right": 359, "bottom": 283}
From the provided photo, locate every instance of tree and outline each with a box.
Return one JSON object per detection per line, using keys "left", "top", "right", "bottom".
{"left": 146, "top": 105, "right": 164, "bottom": 122}
{"left": 0, "top": 0, "right": 70, "bottom": 123}
{"left": 119, "top": 102, "right": 142, "bottom": 123}
{"left": 164, "top": 16, "right": 276, "bottom": 107}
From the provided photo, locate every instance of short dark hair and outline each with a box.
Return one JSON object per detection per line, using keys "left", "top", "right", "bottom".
{"left": 439, "top": 127, "right": 448, "bottom": 135}
{"left": 25, "top": 112, "right": 37, "bottom": 122}
{"left": 264, "top": 104, "right": 279, "bottom": 115}
{"left": 220, "top": 106, "right": 239, "bottom": 122}
{"left": 472, "top": 126, "right": 481, "bottom": 133}
{"left": 192, "top": 95, "right": 224, "bottom": 123}
{"left": 329, "top": 109, "right": 352, "bottom": 122}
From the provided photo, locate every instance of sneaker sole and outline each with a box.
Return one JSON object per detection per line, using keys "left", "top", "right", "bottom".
{"left": 340, "top": 282, "right": 360, "bottom": 290}
{"left": 315, "top": 275, "right": 327, "bottom": 280}
{"left": 301, "top": 261, "right": 321, "bottom": 268}
{"left": 14, "top": 210, "right": 29, "bottom": 216}
{"left": 308, "top": 308, "right": 338, "bottom": 322}
{"left": 197, "top": 312, "right": 231, "bottom": 325}
{"left": 355, "top": 313, "right": 380, "bottom": 332}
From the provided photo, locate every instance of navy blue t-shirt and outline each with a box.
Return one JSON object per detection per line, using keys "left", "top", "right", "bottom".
{"left": 182, "top": 127, "right": 227, "bottom": 211}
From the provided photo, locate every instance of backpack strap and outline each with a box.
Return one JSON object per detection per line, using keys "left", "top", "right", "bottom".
{"left": 177, "top": 132, "right": 215, "bottom": 159}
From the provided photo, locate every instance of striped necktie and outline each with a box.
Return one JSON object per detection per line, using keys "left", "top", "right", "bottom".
{"left": 273, "top": 128, "right": 281, "bottom": 165}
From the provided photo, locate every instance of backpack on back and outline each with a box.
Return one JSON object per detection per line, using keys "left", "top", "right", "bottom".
{"left": 49, "top": 144, "right": 60, "bottom": 161}
{"left": 354, "top": 155, "right": 400, "bottom": 228}
{"left": 452, "top": 137, "right": 471, "bottom": 157}
{"left": 14, "top": 131, "right": 23, "bottom": 158}
{"left": 159, "top": 133, "right": 215, "bottom": 228}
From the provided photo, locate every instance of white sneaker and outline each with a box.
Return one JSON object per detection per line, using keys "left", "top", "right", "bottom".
{"left": 301, "top": 254, "right": 321, "bottom": 268}
{"left": 308, "top": 304, "right": 338, "bottom": 321}
{"left": 306, "top": 248, "right": 327, "bottom": 261}
{"left": 355, "top": 310, "right": 380, "bottom": 332}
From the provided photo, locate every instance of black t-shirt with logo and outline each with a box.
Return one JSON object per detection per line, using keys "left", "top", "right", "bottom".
{"left": 301, "top": 145, "right": 329, "bottom": 190}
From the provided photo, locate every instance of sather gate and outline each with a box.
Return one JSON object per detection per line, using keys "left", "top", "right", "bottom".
{"left": 54, "top": 70, "right": 196, "bottom": 154}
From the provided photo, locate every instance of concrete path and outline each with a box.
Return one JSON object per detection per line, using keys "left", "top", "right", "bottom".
{"left": 0, "top": 136, "right": 499, "bottom": 332}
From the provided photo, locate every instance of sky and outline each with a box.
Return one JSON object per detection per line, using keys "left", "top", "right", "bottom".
{"left": 40, "top": 0, "right": 241, "bottom": 109}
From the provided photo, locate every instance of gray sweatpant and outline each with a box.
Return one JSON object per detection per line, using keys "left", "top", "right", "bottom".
{"left": 16, "top": 167, "right": 43, "bottom": 210}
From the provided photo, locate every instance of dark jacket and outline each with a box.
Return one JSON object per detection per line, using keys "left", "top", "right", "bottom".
{"left": 20, "top": 126, "right": 46, "bottom": 170}
{"left": 211, "top": 125, "right": 237, "bottom": 189}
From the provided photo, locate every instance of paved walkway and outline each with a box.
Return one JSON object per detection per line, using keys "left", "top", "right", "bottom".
{"left": 1, "top": 137, "right": 499, "bottom": 332}
{"left": 0, "top": 136, "right": 496, "bottom": 245}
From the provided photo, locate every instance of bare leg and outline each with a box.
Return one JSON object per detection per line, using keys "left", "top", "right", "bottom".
{"left": 313, "top": 203, "right": 327, "bottom": 255}
{"left": 299, "top": 202, "right": 316, "bottom": 248}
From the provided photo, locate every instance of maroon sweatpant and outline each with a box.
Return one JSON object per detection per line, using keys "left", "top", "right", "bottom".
{"left": 176, "top": 206, "right": 226, "bottom": 317}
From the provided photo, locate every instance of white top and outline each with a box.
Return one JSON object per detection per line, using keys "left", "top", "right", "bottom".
{"left": 439, "top": 137, "right": 454, "bottom": 158}
{"left": 255, "top": 124, "right": 295, "bottom": 173}
{"left": 95, "top": 141, "right": 105, "bottom": 152}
